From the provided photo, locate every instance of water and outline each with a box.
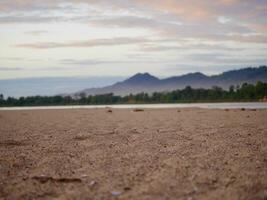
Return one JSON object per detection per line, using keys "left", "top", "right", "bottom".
{"left": 0, "top": 102, "right": 267, "bottom": 111}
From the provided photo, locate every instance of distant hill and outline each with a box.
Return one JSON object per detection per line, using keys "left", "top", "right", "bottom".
{"left": 74, "top": 66, "right": 267, "bottom": 96}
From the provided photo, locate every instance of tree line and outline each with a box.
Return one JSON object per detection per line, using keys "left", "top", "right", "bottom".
{"left": 0, "top": 82, "right": 267, "bottom": 107}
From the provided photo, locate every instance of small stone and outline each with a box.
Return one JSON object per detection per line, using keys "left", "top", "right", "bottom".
{"left": 111, "top": 191, "right": 122, "bottom": 196}
{"left": 89, "top": 180, "right": 96, "bottom": 186}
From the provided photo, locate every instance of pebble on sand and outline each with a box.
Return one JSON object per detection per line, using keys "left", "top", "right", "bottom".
{"left": 89, "top": 180, "right": 96, "bottom": 186}
{"left": 111, "top": 191, "right": 122, "bottom": 196}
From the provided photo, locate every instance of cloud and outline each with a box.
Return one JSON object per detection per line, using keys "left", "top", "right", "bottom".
{"left": 139, "top": 43, "right": 244, "bottom": 52}
{"left": 89, "top": 16, "right": 266, "bottom": 43}
{"left": 0, "top": 0, "right": 60, "bottom": 12}
{"left": 0, "top": 66, "right": 83, "bottom": 71}
{"left": 60, "top": 59, "right": 106, "bottom": 65}
{"left": 59, "top": 58, "right": 175, "bottom": 66}
{"left": 86, "top": 11, "right": 265, "bottom": 43}
{"left": 1, "top": 0, "right": 266, "bottom": 43}
{"left": 0, "top": 67, "right": 23, "bottom": 71}
{"left": 0, "top": 57, "right": 24, "bottom": 61}
{"left": 89, "top": 15, "right": 182, "bottom": 29}
{"left": 24, "top": 30, "right": 49, "bottom": 35}
{"left": 185, "top": 52, "right": 267, "bottom": 65}
{"left": 0, "top": 15, "right": 63, "bottom": 24}
{"left": 15, "top": 37, "right": 150, "bottom": 49}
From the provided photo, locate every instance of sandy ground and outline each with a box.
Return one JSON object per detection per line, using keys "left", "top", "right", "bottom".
{"left": 0, "top": 108, "right": 266, "bottom": 200}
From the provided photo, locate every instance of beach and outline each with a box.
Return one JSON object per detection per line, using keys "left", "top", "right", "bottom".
{"left": 0, "top": 108, "right": 266, "bottom": 199}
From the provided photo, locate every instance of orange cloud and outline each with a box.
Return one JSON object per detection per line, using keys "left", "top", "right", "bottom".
{"left": 219, "top": 0, "right": 240, "bottom": 6}
{"left": 137, "top": 0, "right": 216, "bottom": 21}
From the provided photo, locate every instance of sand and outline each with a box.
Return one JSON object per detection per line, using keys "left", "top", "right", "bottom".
{"left": 0, "top": 108, "right": 266, "bottom": 200}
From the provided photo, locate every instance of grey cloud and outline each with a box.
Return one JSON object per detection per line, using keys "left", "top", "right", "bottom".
{"left": 0, "top": 66, "right": 81, "bottom": 71}
{"left": 226, "top": 34, "right": 267, "bottom": 43}
{"left": 0, "top": 0, "right": 63, "bottom": 12}
{"left": 0, "top": 15, "right": 64, "bottom": 24}
{"left": 0, "top": 57, "right": 48, "bottom": 62}
{"left": 0, "top": 0, "right": 140, "bottom": 12}
{"left": 185, "top": 52, "right": 267, "bottom": 64}
{"left": 88, "top": 15, "right": 264, "bottom": 43}
{"left": 0, "top": 14, "right": 89, "bottom": 24}
{"left": 60, "top": 59, "right": 106, "bottom": 65}
{"left": 24, "top": 30, "right": 49, "bottom": 35}
{"left": 15, "top": 37, "right": 151, "bottom": 49}
{"left": 89, "top": 15, "right": 182, "bottom": 29}
{"left": 139, "top": 43, "right": 244, "bottom": 52}
{"left": 59, "top": 58, "right": 175, "bottom": 66}
{"left": 0, "top": 67, "right": 23, "bottom": 71}
{"left": 0, "top": 0, "right": 266, "bottom": 44}
{"left": 0, "top": 57, "right": 24, "bottom": 61}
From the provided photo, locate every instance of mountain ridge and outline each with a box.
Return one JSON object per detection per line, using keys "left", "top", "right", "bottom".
{"left": 74, "top": 66, "right": 267, "bottom": 97}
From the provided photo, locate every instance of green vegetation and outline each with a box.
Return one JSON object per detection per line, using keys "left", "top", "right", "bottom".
{"left": 0, "top": 82, "right": 267, "bottom": 107}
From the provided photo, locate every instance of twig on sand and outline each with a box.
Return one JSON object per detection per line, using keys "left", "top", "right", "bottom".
{"left": 31, "top": 176, "right": 82, "bottom": 183}
{"left": 0, "top": 140, "right": 25, "bottom": 146}
{"left": 133, "top": 108, "right": 144, "bottom": 112}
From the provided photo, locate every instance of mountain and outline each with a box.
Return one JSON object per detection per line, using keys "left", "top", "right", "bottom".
{"left": 74, "top": 66, "right": 267, "bottom": 96}
{"left": 122, "top": 72, "right": 160, "bottom": 85}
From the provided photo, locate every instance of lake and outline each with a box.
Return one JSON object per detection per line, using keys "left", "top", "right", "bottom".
{"left": 0, "top": 102, "right": 267, "bottom": 111}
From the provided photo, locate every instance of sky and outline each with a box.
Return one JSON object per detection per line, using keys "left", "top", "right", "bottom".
{"left": 0, "top": 0, "right": 267, "bottom": 79}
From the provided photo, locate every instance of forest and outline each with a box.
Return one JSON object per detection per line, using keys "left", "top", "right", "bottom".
{"left": 0, "top": 82, "right": 267, "bottom": 107}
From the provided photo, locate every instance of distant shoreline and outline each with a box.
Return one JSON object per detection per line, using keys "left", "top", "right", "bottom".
{"left": 1, "top": 102, "right": 267, "bottom": 111}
